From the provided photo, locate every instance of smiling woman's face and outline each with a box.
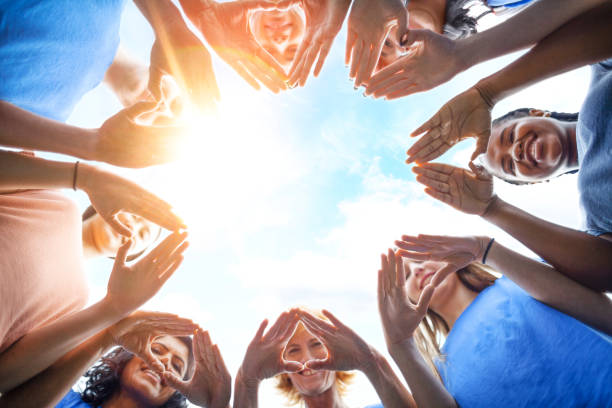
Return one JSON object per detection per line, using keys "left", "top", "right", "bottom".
{"left": 483, "top": 115, "right": 573, "bottom": 183}
{"left": 250, "top": 8, "right": 305, "bottom": 70}
{"left": 404, "top": 260, "right": 460, "bottom": 313}
{"left": 120, "top": 336, "right": 189, "bottom": 406}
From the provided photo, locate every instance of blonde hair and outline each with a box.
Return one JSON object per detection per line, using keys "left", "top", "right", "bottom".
{"left": 413, "top": 263, "right": 498, "bottom": 378}
{"left": 274, "top": 310, "right": 355, "bottom": 406}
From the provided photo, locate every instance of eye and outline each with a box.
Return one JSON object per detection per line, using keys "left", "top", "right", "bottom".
{"left": 509, "top": 126, "right": 515, "bottom": 144}
{"left": 172, "top": 362, "right": 183, "bottom": 374}
{"left": 384, "top": 39, "right": 392, "bottom": 47}
{"left": 508, "top": 159, "right": 516, "bottom": 176}
{"left": 151, "top": 344, "right": 163, "bottom": 355}
{"left": 287, "top": 347, "right": 299, "bottom": 354}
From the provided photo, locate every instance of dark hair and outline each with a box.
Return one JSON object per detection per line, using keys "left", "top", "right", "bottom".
{"left": 80, "top": 339, "right": 194, "bottom": 408}
{"left": 488, "top": 107, "right": 579, "bottom": 185}
{"left": 444, "top": 0, "right": 496, "bottom": 39}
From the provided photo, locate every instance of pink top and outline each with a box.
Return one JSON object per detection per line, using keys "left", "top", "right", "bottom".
{"left": 0, "top": 190, "right": 88, "bottom": 354}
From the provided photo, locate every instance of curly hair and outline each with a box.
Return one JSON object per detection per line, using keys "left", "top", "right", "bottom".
{"left": 80, "top": 338, "right": 193, "bottom": 408}
{"left": 274, "top": 314, "right": 355, "bottom": 406}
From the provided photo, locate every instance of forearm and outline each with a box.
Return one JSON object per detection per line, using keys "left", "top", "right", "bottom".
{"left": 133, "top": 0, "right": 188, "bottom": 39}
{"left": 0, "top": 331, "right": 113, "bottom": 408}
{"left": 0, "top": 150, "right": 75, "bottom": 193}
{"left": 457, "top": 0, "right": 606, "bottom": 69}
{"left": 360, "top": 347, "right": 417, "bottom": 408}
{"left": 0, "top": 299, "right": 123, "bottom": 393}
{"left": 483, "top": 197, "right": 612, "bottom": 292}
{"left": 407, "top": 0, "right": 446, "bottom": 33}
{"left": 0, "top": 101, "right": 96, "bottom": 159}
{"left": 232, "top": 369, "right": 259, "bottom": 408}
{"left": 486, "top": 241, "right": 612, "bottom": 335}
{"left": 474, "top": 3, "right": 612, "bottom": 106}
{"left": 387, "top": 339, "right": 457, "bottom": 408}
{"left": 103, "top": 46, "right": 149, "bottom": 108}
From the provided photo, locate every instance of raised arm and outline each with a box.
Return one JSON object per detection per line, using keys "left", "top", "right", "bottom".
{"left": 0, "top": 150, "right": 184, "bottom": 235}
{"left": 0, "top": 98, "right": 188, "bottom": 168}
{"left": 299, "top": 309, "right": 417, "bottom": 408}
{"left": 0, "top": 312, "right": 196, "bottom": 408}
{"left": 377, "top": 249, "right": 457, "bottom": 408}
{"left": 0, "top": 233, "right": 188, "bottom": 392}
{"left": 103, "top": 45, "right": 150, "bottom": 108}
{"left": 233, "top": 311, "right": 302, "bottom": 408}
{"left": 366, "top": 0, "right": 608, "bottom": 100}
{"left": 413, "top": 162, "right": 612, "bottom": 291}
{"left": 395, "top": 234, "right": 612, "bottom": 335}
{"left": 407, "top": 2, "right": 612, "bottom": 162}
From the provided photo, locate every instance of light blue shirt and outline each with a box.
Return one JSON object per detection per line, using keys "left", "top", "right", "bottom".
{"left": 435, "top": 277, "right": 612, "bottom": 408}
{"left": 0, "top": 0, "right": 126, "bottom": 122}
{"left": 577, "top": 58, "right": 612, "bottom": 236}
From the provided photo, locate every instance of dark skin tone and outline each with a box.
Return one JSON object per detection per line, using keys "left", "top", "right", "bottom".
{"left": 482, "top": 112, "right": 579, "bottom": 183}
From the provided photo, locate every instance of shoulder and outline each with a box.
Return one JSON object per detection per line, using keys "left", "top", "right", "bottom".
{"left": 56, "top": 389, "right": 92, "bottom": 408}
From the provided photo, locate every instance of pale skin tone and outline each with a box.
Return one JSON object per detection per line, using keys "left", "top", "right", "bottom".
{"left": 0, "top": 313, "right": 198, "bottom": 408}
{"left": 396, "top": 234, "right": 612, "bottom": 335}
{"left": 0, "top": 232, "right": 188, "bottom": 393}
{"left": 365, "top": 0, "right": 607, "bottom": 100}
{"left": 234, "top": 309, "right": 416, "bottom": 408}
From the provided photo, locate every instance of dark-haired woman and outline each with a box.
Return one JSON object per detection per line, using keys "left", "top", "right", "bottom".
{"left": 376, "top": 234, "right": 612, "bottom": 408}
{"left": 406, "top": 3, "right": 612, "bottom": 291}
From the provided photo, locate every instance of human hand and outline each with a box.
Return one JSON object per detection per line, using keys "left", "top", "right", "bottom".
{"left": 76, "top": 163, "right": 185, "bottom": 236}
{"left": 298, "top": 309, "right": 375, "bottom": 372}
{"left": 105, "top": 231, "right": 189, "bottom": 316}
{"left": 188, "top": 0, "right": 289, "bottom": 93}
{"left": 149, "top": 18, "right": 220, "bottom": 112}
{"left": 377, "top": 249, "right": 435, "bottom": 349}
{"left": 395, "top": 235, "right": 489, "bottom": 286}
{"left": 407, "top": 87, "right": 492, "bottom": 164}
{"left": 287, "top": 0, "right": 351, "bottom": 87}
{"left": 365, "top": 30, "right": 462, "bottom": 99}
{"left": 239, "top": 310, "right": 303, "bottom": 382}
{"left": 95, "top": 100, "right": 188, "bottom": 168}
{"left": 164, "top": 330, "right": 231, "bottom": 408}
{"left": 107, "top": 310, "right": 198, "bottom": 373}
{"left": 413, "top": 162, "right": 496, "bottom": 216}
{"left": 346, "top": 0, "right": 409, "bottom": 87}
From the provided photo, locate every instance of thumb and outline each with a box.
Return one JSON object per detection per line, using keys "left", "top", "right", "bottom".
{"left": 113, "top": 239, "right": 133, "bottom": 265}
{"left": 396, "top": 9, "right": 410, "bottom": 47}
{"left": 282, "top": 360, "right": 304, "bottom": 373}
{"left": 468, "top": 160, "right": 492, "bottom": 181}
{"left": 401, "top": 28, "right": 428, "bottom": 48}
{"left": 105, "top": 215, "right": 132, "bottom": 238}
{"left": 305, "top": 359, "right": 331, "bottom": 371}
{"left": 142, "top": 349, "right": 165, "bottom": 374}
{"left": 470, "top": 136, "right": 490, "bottom": 162}
{"left": 163, "top": 371, "right": 189, "bottom": 393}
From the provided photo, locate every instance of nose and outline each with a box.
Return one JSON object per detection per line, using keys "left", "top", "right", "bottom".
{"left": 511, "top": 139, "right": 523, "bottom": 162}
{"left": 413, "top": 266, "right": 424, "bottom": 278}
{"left": 158, "top": 353, "right": 172, "bottom": 371}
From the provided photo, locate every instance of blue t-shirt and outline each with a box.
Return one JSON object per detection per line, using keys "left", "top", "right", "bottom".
{"left": 0, "top": 0, "right": 126, "bottom": 122}
{"left": 577, "top": 58, "right": 612, "bottom": 236}
{"left": 55, "top": 389, "right": 97, "bottom": 408}
{"left": 435, "top": 277, "right": 612, "bottom": 408}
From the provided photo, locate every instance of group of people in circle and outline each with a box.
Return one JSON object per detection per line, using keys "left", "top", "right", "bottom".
{"left": 1, "top": 0, "right": 611, "bottom": 407}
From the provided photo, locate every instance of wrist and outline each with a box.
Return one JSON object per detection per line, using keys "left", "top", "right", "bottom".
{"left": 74, "top": 161, "right": 99, "bottom": 193}
{"left": 356, "top": 344, "right": 382, "bottom": 374}
{"left": 473, "top": 79, "right": 498, "bottom": 110}
{"left": 236, "top": 366, "right": 261, "bottom": 389}
{"left": 481, "top": 194, "right": 502, "bottom": 218}
{"left": 388, "top": 337, "right": 417, "bottom": 358}
{"left": 454, "top": 36, "right": 479, "bottom": 73}
{"left": 100, "top": 295, "right": 132, "bottom": 321}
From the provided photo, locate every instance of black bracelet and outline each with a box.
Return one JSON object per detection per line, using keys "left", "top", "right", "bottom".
{"left": 72, "top": 161, "right": 79, "bottom": 191}
{"left": 482, "top": 238, "right": 495, "bottom": 264}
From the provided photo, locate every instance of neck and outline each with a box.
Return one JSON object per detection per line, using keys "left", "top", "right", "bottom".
{"left": 565, "top": 122, "right": 579, "bottom": 169}
{"left": 302, "top": 385, "right": 348, "bottom": 408}
{"left": 435, "top": 284, "right": 479, "bottom": 330}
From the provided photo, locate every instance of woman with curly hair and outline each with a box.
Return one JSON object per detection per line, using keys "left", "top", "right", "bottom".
{"left": 233, "top": 308, "right": 415, "bottom": 408}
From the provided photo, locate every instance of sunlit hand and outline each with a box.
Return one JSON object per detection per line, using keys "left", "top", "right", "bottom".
{"left": 346, "top": 0, "right": 409, "bottom": 87}
{"left": 413, "top": 162, "right": 496, "bottom": 216}
{"left": 377, "top": 249, "right": 435, "bottom": 349}
{"left": 149, "top": 19, "right": 220, "bottom": 112}
{"left": 164, "top": 330, "right": 232, "bottom": 408}
{"left": 76, "top": 163, "right": 185, "bottom": 236}
{"left": 186, "top": 0, "right": 289, "bottom": 93}
{"left": 298, "top": 310, "right": 375, "bottom": 372}
{"left": 94, "top": 100, "right": 188, "bottom": 168}
{"left": 239, "top": 310, "right": 303, "bottom": 382}
{"left": 407, "top": 87, "right": 492, "bottom": 163}
{"left": 107, "top": 311, "right": 198, "bottom": 373}
{"left": 287, "top": 0, "right": 352, "bottom": 87}
{"left": 395, "top": 235, "right": 489, "bottom": 286}
{"left": 365, "top": 30, "right": 462, "bottom": 99}
{"left": 105, "top": 231, "right": 189, "bottom": 316}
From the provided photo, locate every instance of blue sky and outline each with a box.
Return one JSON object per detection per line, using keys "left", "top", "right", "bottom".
{"left": 60, "top": 2, "right": 591, "bottom": 406}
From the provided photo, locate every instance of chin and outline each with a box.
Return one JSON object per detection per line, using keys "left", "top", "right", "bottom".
{"left": 289, "top": 369, "right": 335, "bottom": 397}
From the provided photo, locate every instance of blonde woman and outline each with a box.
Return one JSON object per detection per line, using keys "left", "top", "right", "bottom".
{"left": 377, "top": 234, "right": 612, "bottom": 408}
{"left": 234, "top": 308, "right": 415, "bottom": 408}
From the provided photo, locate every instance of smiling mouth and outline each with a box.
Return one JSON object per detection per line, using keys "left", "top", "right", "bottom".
{"left": 298, "top": 368, "right": 319, "bottom": 377}
{"left": 522, "top": 133, "right": 538, "bottom": 167}
{"left": 142, "top": 368, "right": 161, "bottom": 385}
{"left": 419, "top": 272, "right": 435, "bottom": 290}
